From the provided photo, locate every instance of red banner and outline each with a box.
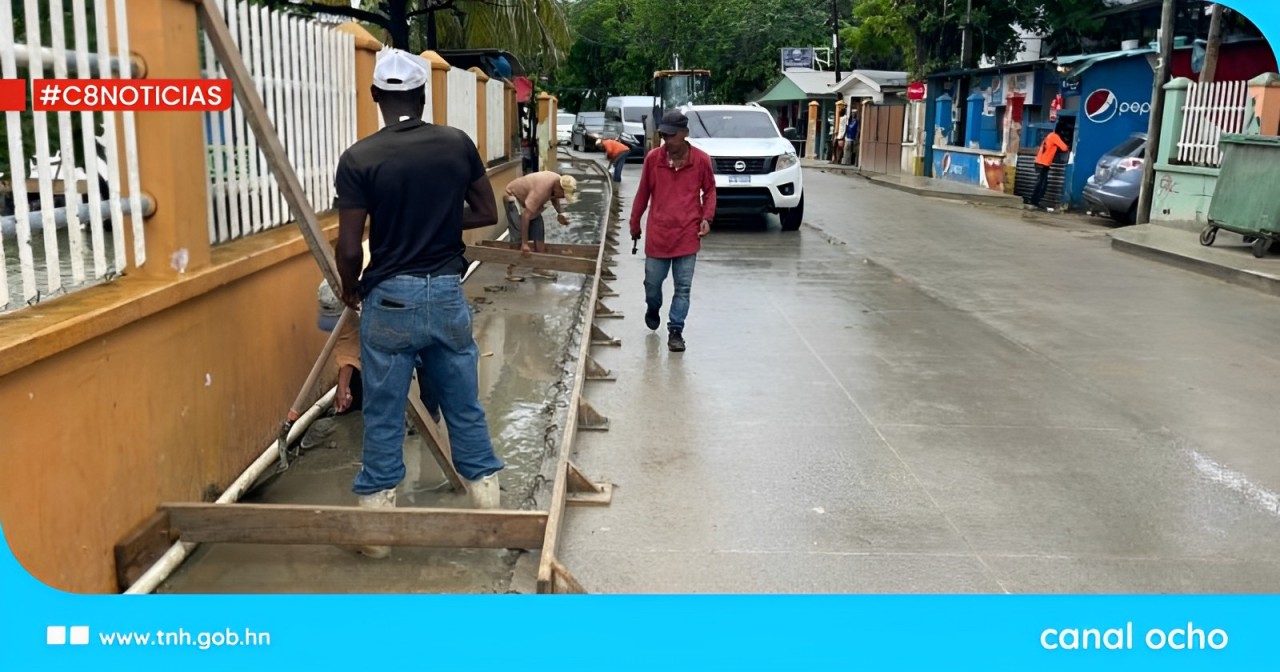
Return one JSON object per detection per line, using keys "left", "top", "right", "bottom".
{"left": 0, "top": 79, "right": 26, "bottom": 112}
{"left": 31, "top": 79, "right": 232, "bottom": 112}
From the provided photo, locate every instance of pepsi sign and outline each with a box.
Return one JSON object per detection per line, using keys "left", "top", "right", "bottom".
{"left": 1084, "top": 89, "right": 1151, "bottom": 123}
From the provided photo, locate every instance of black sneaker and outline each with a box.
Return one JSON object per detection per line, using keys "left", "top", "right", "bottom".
{"left": 668, "top": 329, "right": 686, "bottom": 352}
{"left": 645, "top": 308, "right": 660, "bottom": 331}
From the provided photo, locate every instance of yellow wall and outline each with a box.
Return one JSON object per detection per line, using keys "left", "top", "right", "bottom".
{"left": 0, "top": 5, "right": 522, "bottom": 591}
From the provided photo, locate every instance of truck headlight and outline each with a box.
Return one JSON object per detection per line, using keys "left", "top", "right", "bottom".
{"left": 776, "top": 153, "right": 799, "bottom": 171}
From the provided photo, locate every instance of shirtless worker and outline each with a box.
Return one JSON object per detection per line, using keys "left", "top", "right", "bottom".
{"left": 503, "top": 170, "right": 578, "bottom": 282}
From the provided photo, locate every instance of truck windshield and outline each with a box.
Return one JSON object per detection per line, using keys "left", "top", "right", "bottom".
{"left": 623, "top": 107, "right": 649, "bottom": 123}
{"left": 686, "top": 111, "right": 777, "bottom": 139}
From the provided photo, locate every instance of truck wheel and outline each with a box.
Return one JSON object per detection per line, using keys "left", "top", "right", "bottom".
{"left": 780, "top": 194, "right": 804, "bottom": 231}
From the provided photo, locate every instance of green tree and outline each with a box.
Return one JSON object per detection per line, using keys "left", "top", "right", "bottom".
{"left": 263, "top": 0, "right": 572, "bottom": 68}
{"left": 553, "top": 0, "right": 831, "bottom": 109}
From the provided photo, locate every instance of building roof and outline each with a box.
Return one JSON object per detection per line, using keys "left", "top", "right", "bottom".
{"left": 757, "top": 68, "right": 906, "bottom": 103}
{"left": 1056, "top": 47, "right": 1156, "bottom": 79}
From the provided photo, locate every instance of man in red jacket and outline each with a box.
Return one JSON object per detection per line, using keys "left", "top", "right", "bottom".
{"left": 630, "top": 110, "right": 716, "bottom": 352}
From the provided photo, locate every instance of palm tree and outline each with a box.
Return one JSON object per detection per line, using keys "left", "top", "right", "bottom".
{"left": 266, "top": 0, "right": 571, "bottom": 69}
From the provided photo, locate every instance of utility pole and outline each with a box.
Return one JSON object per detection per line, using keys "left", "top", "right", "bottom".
{"left": 1137, "top": 0, "right": 1178, "bottom": 225}
{"left": 1202, "top": 3, "right": 1225, "bottom": 83}
{"left": 953, "top": 0, "right": 974, "bottom": 145}
{"left": 831, "top": 0, "right": 841, "bottom": 83}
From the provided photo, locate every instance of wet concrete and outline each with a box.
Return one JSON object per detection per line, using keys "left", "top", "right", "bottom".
{"left": 159, "top": 160, "right": 609, "bottom": 594}
{"left": 559, "top": 160, "right": 1280, "bottom": 593}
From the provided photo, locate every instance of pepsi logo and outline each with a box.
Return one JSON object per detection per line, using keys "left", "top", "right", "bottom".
{"left": 1085, "top": 89, "right": 1152, "bottom": 123}
{"left": 1085, "top": 89, "right": 1118, "bottom": 123}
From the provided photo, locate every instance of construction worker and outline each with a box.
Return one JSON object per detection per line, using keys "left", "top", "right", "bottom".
{"left": 598, "top": 136, "right": 635, "bottom": 182}
{"left": 333, "top": 49, "right": 506, "bottom": 559}
{"left": 503, "top": 170, "right": 577, "bottom": 282}
{"left": 1029, "top": 122, "right": 1071, "bottom": 211}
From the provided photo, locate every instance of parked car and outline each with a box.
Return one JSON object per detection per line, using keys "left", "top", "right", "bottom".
{"left": 684, "top": 103, "right": 804, "bottom": 231}
{"left": 604, "top": 95, "right": 657, "bottom": 160}
{"left": 556, "top": 112, "right": 576, "bottom": 146}
{"left": 571, "top": 112, "right": 607, "bottom": 152}
{"left": 1083, "top": 133, "right": 1147, "bottom": 224}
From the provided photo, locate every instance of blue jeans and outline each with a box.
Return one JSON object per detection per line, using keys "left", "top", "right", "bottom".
{"left": 644, "top": 254, "right": 696, "bottom": 332}
{"left": 611, "top": 155, "right": 626, "bottom": 182}
{"left": 354, "top": 275, "right": 504, "bottom": 494}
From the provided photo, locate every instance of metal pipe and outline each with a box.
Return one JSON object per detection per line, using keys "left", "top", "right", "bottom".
{"left": 0, "top": 194, "right": 152, "bottom": 234}
{"left": 12, "top": 44, "right": 136, "bottom": 77}
{"left": 123, "top": 386, "right": 337, "bottom": 595}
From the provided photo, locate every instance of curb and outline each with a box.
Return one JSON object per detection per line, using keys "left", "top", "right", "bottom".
{"left": 1110, "top": 235, "right": 1280, "bottom": 298}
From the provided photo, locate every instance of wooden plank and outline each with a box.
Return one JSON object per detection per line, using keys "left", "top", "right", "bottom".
{"left": 549, "top": 559, "right": 587, "bottom": 594}
{"left": 162, "top": 502, "right": 548, "bottom": 548}
{"left": 113, "top": 511, "right": 176, "bottom": 592}
{"left": 407, "top": 376, "right": 466, "bottom": 494}
{"left": 474, "top": 239, "right": 599, "bottom": 260}
{"left": 538, "top": 168, "right": 614, "bottom": 594}
{"left": 465, "top": 244, "right": 598, "bottom": 275}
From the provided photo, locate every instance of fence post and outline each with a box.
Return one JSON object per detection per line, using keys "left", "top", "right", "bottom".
{"left": 470, "top": 67, "right": 489, "bottom": 160}
{"left": 336, "top": 22, "right": 382, "bottom": 141}
{"left": 1158, "top": 77, "right": 1192, "bottom": 166}
{"left": 422, "top": 51, "right": 450, "bottom": 127}
{"left": 122, "top": 0, "right": 211, "bottom": 276}
{"left": 1247, "top": 73, "right": 1280, "bottom": 136}
{"left": 506, "top": 83, "right": 516, "bottom": 161}
{"left": 537, "top": 92, "right": 554, "bottom": 171}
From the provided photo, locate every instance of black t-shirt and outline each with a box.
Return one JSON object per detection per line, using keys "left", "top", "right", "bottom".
{"left": 333, "top": 119, "right": 485, "bottom": 295}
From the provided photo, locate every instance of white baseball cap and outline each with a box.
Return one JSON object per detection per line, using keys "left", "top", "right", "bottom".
{"left": 374, "top": 48, "right": 429, "bottom": 91}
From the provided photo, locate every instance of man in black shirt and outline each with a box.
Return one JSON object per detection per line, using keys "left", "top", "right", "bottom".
{"left": 333, "top": 48, "right": 504, "bottom": 557}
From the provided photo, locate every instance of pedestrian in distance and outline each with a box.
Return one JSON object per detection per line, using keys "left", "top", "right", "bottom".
{"left": 1028, "top": 122, "right": 1070, "bottom": 211}
{"left": 502, "top": 170, "right": 578, "bottom": 282}
{"left": 597, "top": 136, "right": 635, "bottom": 183}
{"left": 630, "top": 110, "right": 716, "bottom": 353}
{"left": 333, "top": 48, "right": 506, "bottom": 558}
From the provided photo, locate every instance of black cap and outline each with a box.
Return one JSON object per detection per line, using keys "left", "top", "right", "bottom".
{"left": 658, "top": 110, "right": 688, "bottom": 135}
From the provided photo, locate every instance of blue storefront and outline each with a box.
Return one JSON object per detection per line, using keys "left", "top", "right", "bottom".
{"left": 1057, "top": 50, "right": 1156, "bottom": 208}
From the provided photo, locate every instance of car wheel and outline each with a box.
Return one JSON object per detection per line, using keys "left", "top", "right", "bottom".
{"left": 780, "top": 194, "right": 804, "bottom": 231}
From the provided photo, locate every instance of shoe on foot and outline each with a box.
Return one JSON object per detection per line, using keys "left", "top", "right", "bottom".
{"left": 354, "top": 488, "right": 396, "bottom": 559}
{"left": 644, "top": 308, "right": 660, "bottom": 331}
{"left": 467, "top": 473, "right": 501, "bottom": 509}
{"left": 668, "top": 329, "right": 686, "bottom": 352}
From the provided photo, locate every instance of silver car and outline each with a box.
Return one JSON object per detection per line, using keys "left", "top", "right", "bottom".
{"left": 1083, "top": 133, "right": 1147, "bottom": 224}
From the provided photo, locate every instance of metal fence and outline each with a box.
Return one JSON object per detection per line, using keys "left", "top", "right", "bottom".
{"left": 199, "top": 0, "right": 355, "bottom": 245}
{"left": 1, "top": 0, "right": 144, "bottom": 312}
{"left": 1176, "top": 80, "right": 1251, "bottom": 168}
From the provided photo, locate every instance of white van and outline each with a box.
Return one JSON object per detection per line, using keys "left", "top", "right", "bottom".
{"left": 603, "top": 95, "right": 657, "bottom": 160}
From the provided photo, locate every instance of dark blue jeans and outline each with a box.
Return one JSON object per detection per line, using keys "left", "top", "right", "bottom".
{"left": 644, "top": 254, "right": 697, "bottom": 332}
{"left": 611, "top": 154, "right": 626, "bottom": 182}
{"left": 354, "top": 275, "right": 504, "bottom": 494}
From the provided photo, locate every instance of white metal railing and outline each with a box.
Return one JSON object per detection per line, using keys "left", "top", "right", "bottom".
{"left": 485, "top": 78, "right": 505, "bottom": 162}
{"left": 1, "top": 0, "right": 144, "bottom": 313}
{"left": 200, "top": 0, "right": 355, "bottom": 245}
{"left": 447, "top": 66, "right": 477, "bottom": 146}
{"left": 1176, "top": 79, "right": 1250, "bottom": 168}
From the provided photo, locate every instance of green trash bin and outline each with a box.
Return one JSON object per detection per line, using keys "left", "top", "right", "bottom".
{"left": 1201, "top": 133, "right": 1280, "bottom": 258}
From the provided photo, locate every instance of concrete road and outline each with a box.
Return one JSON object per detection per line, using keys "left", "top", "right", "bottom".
{"left": 560, "top": 163, "right": 1280, "bottom": 593}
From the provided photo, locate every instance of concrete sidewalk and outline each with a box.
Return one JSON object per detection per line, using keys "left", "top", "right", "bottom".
{"left": 802, "top": 159, "right": 1023, "bottom": 209}
{"left": 1111, "top": 223, "right": 1280, "bottom": 297}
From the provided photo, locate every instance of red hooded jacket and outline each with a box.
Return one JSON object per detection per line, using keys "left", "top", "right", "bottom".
{"left": 629, "top": 144, "right": 717, "bottom": 259}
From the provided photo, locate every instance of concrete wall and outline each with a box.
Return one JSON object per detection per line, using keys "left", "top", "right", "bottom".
{"left": 1151, "top": 165, "right": 1219, "bottom": 225}
{"left": 0, "top": 4, "right": 520, "bottom": 593}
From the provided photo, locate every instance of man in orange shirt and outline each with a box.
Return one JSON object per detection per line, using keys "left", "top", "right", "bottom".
{"left": 597, "top": 137, "right": 635, "bottom": 183}
{"left": 1028, "top": 123, "right": 1070, "bottom": 210}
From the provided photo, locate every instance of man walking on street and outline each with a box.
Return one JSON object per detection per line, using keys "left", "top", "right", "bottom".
{"left": 842, "top": 109, "right": 860, "bottom": 166}
{"left": 630, "top": 110, "right": 716, "bottom": 353}
{"left": 1028, "top": 122, "right": 1070, "bottom": 211}
{"left": 598, "top": 137, "right": 634, "bottom": 183}
{"left": 503, "top": 170, "right": 577, "bottom": 282}
{"left": 333, "top": 48, "right": 506, "bottom": 558}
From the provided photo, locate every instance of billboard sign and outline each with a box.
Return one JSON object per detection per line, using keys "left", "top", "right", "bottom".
{"left": 782, "top": 48, "right": 815, "bottom": 70}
